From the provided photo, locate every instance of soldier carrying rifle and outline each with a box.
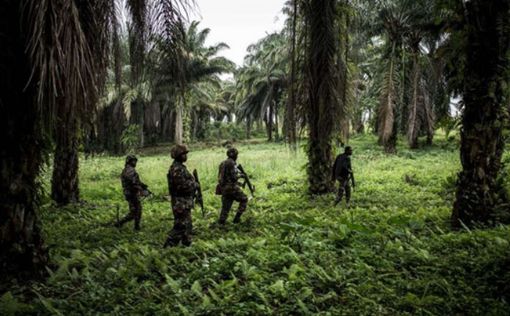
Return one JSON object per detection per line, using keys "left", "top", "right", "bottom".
{"left": 216, "top": 147, "right": 252, "bottom": 225}
{"left": 164, "top": 145, "right": 197, "bottom": 248}
{"left": 116, "top": 155, "right": 149, "bottom": 231}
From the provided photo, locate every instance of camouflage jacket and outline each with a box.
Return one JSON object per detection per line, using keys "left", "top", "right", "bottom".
{"left": 218, "top": 158, "right": 240, "bottom": 187}
{"left": 121, "top": 165, "right": 145, "bottom": 196}
{"left": 167, "top": 161, "right": 196, "bottom": 197}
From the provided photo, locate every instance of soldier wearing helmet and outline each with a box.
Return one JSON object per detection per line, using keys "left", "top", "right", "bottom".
{"left": 116, "top": 155, "right": 147, "bottom": 230}
{"left": 217, "top": 147, "right": 248, "bottom": 225}
{"left": 164, "top": 144, "right": 197, "bottom": 247}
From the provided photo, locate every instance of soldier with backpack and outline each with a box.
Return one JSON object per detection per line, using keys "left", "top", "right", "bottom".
{"left": 164, "top": 145, "right": 197, "bottom": 247}
{"left": 116, "top": 155, "right": 149, "bottom": 230}
{"left": 216, "top": 148, "right": 249, "bottom": 225}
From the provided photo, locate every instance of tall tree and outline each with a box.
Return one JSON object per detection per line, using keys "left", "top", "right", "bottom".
{"left": 285, "top": 0, "right": 299, "bottom": 150}
{"left": 236, "top": 33, "right": 289, "bottom": 141}
{"left": 0, "top": 0, "right": 110, "bottom": 277}
{"left": 0, "top": 0, "right": 188, "bottom": 278}
{"left": 303, "top": 0, "right": 341, "bottom": 194}
{"left": 376, "top": 1, "right": 408, "bottom": 153}
{"left": 156, "top": 21, "right": 234, "bottom": 144}
{"left": 451, "top": 0, "right": 510, "bottom": 227}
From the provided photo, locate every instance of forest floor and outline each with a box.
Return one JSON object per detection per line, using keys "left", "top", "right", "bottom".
{"left": 2, "top": 135, "right": 510, "bottom": 315}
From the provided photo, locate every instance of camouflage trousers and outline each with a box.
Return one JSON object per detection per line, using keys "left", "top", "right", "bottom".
{"left": 118, "top": 195, "right": 142, "bottom": 230}
{"left": 219, "top": 184, "right": 248, "bottom": 224}
{"left": 335, "top": 177, "right": 351, "bottom": 204}
{"left": 165, "top": 197, "right": 193, "bottom": 247}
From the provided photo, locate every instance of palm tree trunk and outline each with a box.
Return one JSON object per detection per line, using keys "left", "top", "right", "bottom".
{"left": 51, "top": 117, "right": 80, "bottom": 205}
{"left": 286, "top": 0, "right": 298, "bottom": 150}
{"left": 246, "top": 118, "right": 252, "bottom": 139}
{"left": 175, "top": 96, "right": 184, "bottom": 145}
{"left": 0, "top": 0, "right": 48, "bottom": 277}
{"left": 274, "top": 100, "right": 279, "bottom": 141}
{"left": 452, "top": 0, "right": 510, "bottom": 227}
{"left": 266, "top": 107, "right": 273, "bottom": 141}
{"left": 407, "top": 50, "right": 420, "bottom": 149}
{"left": 305, "top": 0, "right": 339, "bottom": 194}
{"left": 378, "top": 41, "right": 398, "bottom": 153}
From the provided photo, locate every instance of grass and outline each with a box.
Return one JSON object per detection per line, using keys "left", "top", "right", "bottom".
{"left": 2, "top": 134, "right": 509, "bottom": 315}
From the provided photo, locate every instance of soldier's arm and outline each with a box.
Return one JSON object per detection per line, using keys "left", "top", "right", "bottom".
{"left": 348, "top": 158, "right": 355, "bottom": 187}
{"left": 132, "top": 172, "right": 145, "bottom": 191}
{"left": 167, "top": 171, "right": 172, "bottom": 195}
{"left": 173, "top": 168, "right": 196, "bottom": 194}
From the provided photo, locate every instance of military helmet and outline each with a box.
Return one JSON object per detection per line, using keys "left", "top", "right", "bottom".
{"left": 226, "top": 147, "right": 238, "bottom": 158}
{"left": 171, "top": 144, "right": 189, "bottom": 159}
{"left": 126, "top": 155, "right": 138, "bottom": 164}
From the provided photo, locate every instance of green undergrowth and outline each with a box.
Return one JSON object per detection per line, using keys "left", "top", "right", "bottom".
{"left": 2, "top": 135, "right": 510, "bottom": 315}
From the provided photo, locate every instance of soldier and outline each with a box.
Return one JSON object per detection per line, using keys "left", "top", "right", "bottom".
{"left": 217, "top": 147, "right": 248, "bottom": 225}
{"left": 332, "top": 146, "right": 355, "bottom": 207}
{"left": 164, "top": 144, "right": 196, "bottom": 248}
{"left": 117, "top": 155, "right": 147, "bottom": 230}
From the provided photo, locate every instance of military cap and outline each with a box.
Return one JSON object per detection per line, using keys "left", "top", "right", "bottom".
{"left": 171, "top": 144, "right": 189, "bottom": 159}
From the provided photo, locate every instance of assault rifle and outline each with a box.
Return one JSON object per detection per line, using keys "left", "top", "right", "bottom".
{"left": 192, "top": 169, "right": 205, "bottom": 217}
{"left": 140, "top": 183, "right": 153, "bottom": 199}
{"left": 237, "top": 164, "right": 255, "bottom": 197}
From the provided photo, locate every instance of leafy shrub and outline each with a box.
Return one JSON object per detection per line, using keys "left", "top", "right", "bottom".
{"left": 121, "top": 124, "right": 141, "bottom": 153}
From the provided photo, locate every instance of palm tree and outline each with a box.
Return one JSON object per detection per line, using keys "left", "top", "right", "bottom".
{"left": 155, "top": 21, "right": 234, "bottom": 144}
{"left": 376, "top": 1, "right": 409, "bottom": 153}
{"left": 302, "top": 0, "right": 341, "bottom": 194}
{"left": 0, "top": 0, "right": 188, "bottom": 277}
{"left": 403, "top": 0, "right": 435, "bottom": 148}
{"left": 236, "top": 32, "right": 289, "bottom": 141}
{"left": 0, "top": 0, "right": 112, "bottom": 277}
{"left": 449, "top": 0, "right": 510, "bottom": 227}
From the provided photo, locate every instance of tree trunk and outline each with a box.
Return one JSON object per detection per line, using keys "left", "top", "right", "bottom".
{"left": 175, "top": 97, "right": 184, "bottom": 145}
{"left": 407, "top": 50, "right": 420, "bottom": 149}
{"left": 305, "top": 0, "right": 339, "bottom": 194}
{"left": 378, "top": 41, "right": 398, "bottom": 153}
{"left": 266, "top": 107, "right": 273, "bottom": 141}
{"left": 274, "top": 100, "right": 279, "bottom": 141}
{"left": 285, "top": 0, "right": 298, "bottom": 150}
{"left": 0, "top": 0, "right": 48, "bottom": 278}
{"left": 246, "top": 119, "right": 252, "bottom": 139}
{"left": 452, "top": 0, "right": 510, "bottom": 227}
{"left": 51, "top": 117, "right": 80, "bottom": 205}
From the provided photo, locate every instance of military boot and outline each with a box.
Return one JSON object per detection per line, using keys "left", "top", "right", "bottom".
{"left": 218, "top": 210, "right": 228, "bottom": 226}
{"left": 233, "top": 212, "right": 242, "bottom": 224}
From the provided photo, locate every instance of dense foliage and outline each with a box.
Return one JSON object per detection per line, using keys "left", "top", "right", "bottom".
{"left": 2, "top": 136, "right": 509, "bottom": 314}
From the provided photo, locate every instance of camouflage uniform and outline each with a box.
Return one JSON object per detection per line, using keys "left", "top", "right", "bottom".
{"left": 165, "top": 149, "right": 196, "bottom": 247}
{"left": 218, "top": 156, "right": 248, "bottom": 224}
{"left": 332, "top": 152, "right": 352, "bottom": 204}
{"left": 118, "top": 158, "right": 146, "bottom": 230}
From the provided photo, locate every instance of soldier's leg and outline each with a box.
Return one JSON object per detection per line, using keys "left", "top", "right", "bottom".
{"left": 219, "top": 195, "right": 234, "bottom": 225}
{"left": 133, "top": 198, "right": 142, "bottom": 230}
{"left": 116, "top": 197, "right": 136, "bottom": 226}
{"left": 334, "top": 180, "right": 345, "bottom": 205}
{"left": 344, "top": 180, "right": 351, "bottom": 205}
{"left": 164, "top": 205, "right": 186, "bottom": 247}
{"left": 232, "top": 188, "right": 248, "bottom": 224}
{"left": 164, "top": 215, "right": 185, "bottom": 247}
{"left": 181, "top": 209, "right": 193, "bottom": 247}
